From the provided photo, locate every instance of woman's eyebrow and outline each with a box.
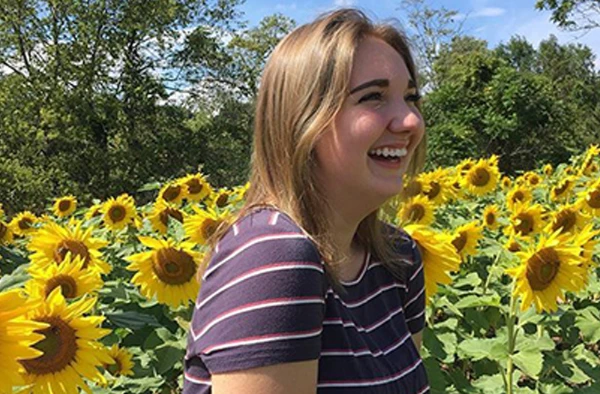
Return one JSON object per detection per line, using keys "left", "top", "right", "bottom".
{"left": 349, "top": 77, "right": 416, "bottom": 95}
{"left": 349, "top": 79, "right": 388, "bottom": 94}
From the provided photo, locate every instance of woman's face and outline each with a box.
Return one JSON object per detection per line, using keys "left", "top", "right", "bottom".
{"left": 314, "top": 36, "right": 425, "bottom": 209}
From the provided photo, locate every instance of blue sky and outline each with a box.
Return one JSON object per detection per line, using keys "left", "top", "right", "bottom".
{"left": 239, "top": 0, "right": 600, "bottom": 69}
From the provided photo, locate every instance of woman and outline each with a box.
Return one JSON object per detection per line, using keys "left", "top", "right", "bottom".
{"left": 184, "top": 8, "right": 429, "bottom": 393}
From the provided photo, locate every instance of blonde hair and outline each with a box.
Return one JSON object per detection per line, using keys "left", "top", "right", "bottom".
{"left": 199, "top": 8, "right": 427, "bottom": 289}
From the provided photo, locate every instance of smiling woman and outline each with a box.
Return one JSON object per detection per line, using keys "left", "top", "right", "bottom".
{"left": 184, "top": 8, "right": 429, "bottom": 394}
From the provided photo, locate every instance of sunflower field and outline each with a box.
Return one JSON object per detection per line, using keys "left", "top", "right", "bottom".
{"left": 1, "top": 145, "right": 599, "bottom": 394}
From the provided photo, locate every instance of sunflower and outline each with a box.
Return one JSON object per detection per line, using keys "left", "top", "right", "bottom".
{"left": 179, "top": 173, "right": 212, "bottom": 202}
{"left": 208, "top": 188, "right": 234, "bottom": 210}
{"left": 0, "top": 290, "right": 48, "bottom": 393}
{"left": 565, "top": 166, "right": 576, "bottom": 176}
{"left": 102, "top": 194, "right": 137, "bottom": 231}
{"left": 52, "top": 195, "right": 77, "bottom": 218}
{"left": 543, "top": 164, "right": 553, "bottom": 177}
{"left": 85, "top": 202, "right": 104, "bottom": 221}
{"left": 501, "top": 176, "right": 512, "bottom": 191}
{"left": 505, "top": 202, "right": 545, "bottom": 239}
{"left": 126, "top": 237, "right": 202, "bottom": 308}
{"left": 456, "top": 158, "right": 476, "bottom": 176}
{"left": 0, "top": 220, "right": 14, "bottom": 245}
{"left": 506, "top": 229, "right": 586, "bottom": 313}
{"left": 404, "top": 225, "right": 461, "bottom": 302}
{"left": 9, "top": 211, "right": 38, "bottom": 236}
{"left": 158, "top": 181, "right": 186, "bottom": 206}
{"left": 27, "top": 219, "right": 110, "bottom": 274}
{"left": 397, "top": 195, "right": 436, "bottom": 226}
{"left": 448, "top": 221, "right": 483, "bottom": 260}
{"left": 401, "top": 176, "right": 429, "bottom": 200}
{"left": 103, "top": 344, "right": 134, "bottom": 377}
{"left": 231, "top": 181, "right": 250, "bottom": 204}
{"left": 506, "top": 186, "right": 533, "bottom": 211}
{"left": 147, "top": 199, "right": 184, "bottom": 235}
{"left": 505, "top": 236, "right": 524, "bottom": 253}
{"left": 184, "top": 206, "right": 231, "bottom": 245}
{"left": 19, "top": 288, "right": 112, "bottom": 393}
{"left": 462, "top": 159, "right": 500, "bottom": 196}
{"left": 570, "top": 225, "right": 600, "bottom": 284}
{"left": 25, "top": 254, "right": 104, "bottom": 300}
{"left": 576, "top": 179, "right": 600, "bottom": 217}
{"left": 420, "top": 168, "right": 451, "bottom": 205}
{"left": 0, "top": 203, "right": 4, "bottom": 220}
{"left": 550, "top": 177, "right": 576, "bottom": 202}
{"left": 544, "top": 203, "right": 588, "bottom": 236}
{"left": 446, "top": 175, "right": 466, "bottom": 202}
{"left": 482, "top": 204, "right": 501, "bottom": 230}
{"left": 525, "top": 171, "right": 542, "bottom": 188}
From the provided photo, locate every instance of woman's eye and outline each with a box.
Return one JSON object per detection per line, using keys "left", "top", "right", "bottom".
{"left": 358, "top": 92, "right": 383, "bottom": 103}
{"left": 405, "top": 93, "right": 422, "bottom": 103}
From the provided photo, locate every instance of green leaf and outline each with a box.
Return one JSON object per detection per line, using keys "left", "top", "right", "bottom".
{"left": 423, "top": 356, "right": 448, "bottom": 393}
{"left": 455, "top": 294, "right": 501, "bottom": 309}
{"left": 0, "top": 263, "right": 30, "bottom": 292}
{"left": 105, "top": 311, "right": 161, "bottom": 330}
{"left": 457, "top": 337, "right": 506, "bottom": 362}
{"left": 512, "top": 348, "right": 543, "bottom": 378}
{"left": 575, "top": 307, "right": 600, "bottom": 343}
{"left": 154, "top": 345, "right": 184, "bottom": 374}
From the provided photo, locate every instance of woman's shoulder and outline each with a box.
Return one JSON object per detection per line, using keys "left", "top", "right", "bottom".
{"left": 380, "top": 221, "right": 418, "bottom": 259}
{"left": 206, "top": 206, "right": 322, "bottom": 276}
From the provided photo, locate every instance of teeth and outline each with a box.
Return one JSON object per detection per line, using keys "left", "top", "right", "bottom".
{"left": 369, "top": 147, "right": 408, "bottom": 158}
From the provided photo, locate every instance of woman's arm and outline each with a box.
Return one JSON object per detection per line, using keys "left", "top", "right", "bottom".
{"left": 411, "top": 330, "right": 423, "bottom": 352}
{"left": 212, "top": 360, "right": 319, "bottom": 394}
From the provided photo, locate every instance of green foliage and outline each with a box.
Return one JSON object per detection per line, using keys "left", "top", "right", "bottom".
{"left": 424, "top": 34, "right": 600, "bottom": 175}
{"left": 535, "top": 0, "right": 600, "bottom": 32}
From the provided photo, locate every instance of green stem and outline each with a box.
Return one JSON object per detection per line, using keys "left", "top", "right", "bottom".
{"left": 505, "top": 280, "right": 519, "bottom": 394}
{"left": 482, "top": 252, "right": 502, "bottom": 296}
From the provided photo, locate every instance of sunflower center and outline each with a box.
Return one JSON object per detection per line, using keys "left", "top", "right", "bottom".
{"left": 485, "top": 212, "right": 496, "bottom": 226}
{"left": 201, "top": 218, "right": 221, "bottom": 240}
{"left": 45, "top": 275, "right": 78, "bottom": 299}
{"left": 187, "top": 179, "right": 203, "bottom": 195}
{"left": 507, "top": 240, "right": 520, "bottom": 252}
{"left": 216, "top": 194, "right": 229, "bottom": 208}
{"left": 551, "top": 210, "right": 576, "bottom": 234}
{"left": 163, "top": 185, "right": 182, "bottom": 202}
{"left": 0, "top": 222, "right": 7, "bottom": 239}
{"left": 54, "top": 240, "right": 90, "bottom": 268}
{"left": 514, "top": 213, "right": 534, "bottom": 236}
{"left": 452, "top": 232, "right": 467, "bottom": 253}
{"left": 529, "top": 176, "right": 540, "bottom": 185}
{"left": 106, "top": 358, "right": 123, "bottom": 376}
{"left": 19, "top": 218, "right": 33, "bottom": 230}
{"left": 470, "top": 168, "right": 490, "bottom": 187}
{"left": 152, "top": 247, "right": 196, "bottom": 285}
{"left": 526, "top": 247, "right": 560, "bottom": 291}
{"left": 404, "top": 180, "right": 422, "bottom": 198}
{"left": 587, "top": 189, "right": 600, "bottom": 209}
{"left": 408, "top": 204, "right": 425, "bottom": 222}
{"left": 425, "top": 182, "right": 440, "bottom": 200}
{"left": 21, "top": 316, "right": 77, "bottom": 375}
{"left": 512, "top": 191, "right": 525, "bottom": 203}
{"left": 159, "top": 208, "right": 183, "bottom": 228}
{"left": 108, "top": 205, "right": 126, "bottom": 222}
{"left": 554, "top": 181, "right": 570, "bottom": 196}
{"left": 58, "top": 200, "right": 71, "bottom": 212}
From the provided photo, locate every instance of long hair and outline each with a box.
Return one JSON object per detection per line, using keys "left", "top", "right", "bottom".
{"left": 198, "top": 8, "right": 427, "bottom": 289}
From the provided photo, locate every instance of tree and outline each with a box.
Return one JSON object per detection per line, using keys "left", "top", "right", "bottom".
{"left": 399, "top": 0, "right": 465, "bottom": 90}
{"left": 536, "top": 0, "right": 600, "bottom": 32}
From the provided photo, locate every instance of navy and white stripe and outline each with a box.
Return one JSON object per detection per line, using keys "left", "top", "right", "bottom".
{"left": 184, "top": 207, "right": 429, "bottom": 393}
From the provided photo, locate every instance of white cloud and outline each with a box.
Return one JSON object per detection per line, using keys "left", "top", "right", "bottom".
{"left": 334, "top": 0, "right": 357, "bottom": 6}
{"left": 472, "top": 7, "right": 506, "bottom": 18}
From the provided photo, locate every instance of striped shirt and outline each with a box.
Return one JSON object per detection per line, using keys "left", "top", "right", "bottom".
{"left": 184, "top": 207, "right": 429, "bottom": 393}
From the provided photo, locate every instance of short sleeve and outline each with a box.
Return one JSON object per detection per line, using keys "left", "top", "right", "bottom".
{"left": 185, "top": 209, "right": 326, "bottom": 381}
{"left": 403, "top": 235, "right": 426, "bottom": 334}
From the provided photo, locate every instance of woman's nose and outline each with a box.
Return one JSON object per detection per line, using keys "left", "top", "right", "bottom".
{"left": 388, "top": 101, "right": 423, "bottom": 134}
